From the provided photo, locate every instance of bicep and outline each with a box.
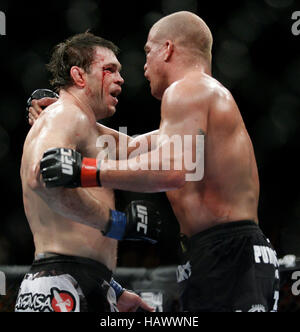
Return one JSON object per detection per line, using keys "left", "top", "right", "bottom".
{"left": 160, "top": 95, "right": 207, "bottom": 154}
{"left": 161, "top": 83, "right": 208, "bottom": 137}
{"left": 29, "top": 113, "right": 90, "bottom": 189}
{"left": 128, "top": 130, "right": 159, "bottom": 157}
{"left": 41, "top": 108, "right": 94, "bottom": 155}
{"left": 159, "top": 90, "right": 208, "bottom": 175}
{"left": 98, "top": 124, "right": 159, "bottom": 159}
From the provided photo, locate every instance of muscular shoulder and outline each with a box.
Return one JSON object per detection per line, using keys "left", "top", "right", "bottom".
{"left": 162, "top": 73, "right": 241, "bottom": 135}
{"left": 162, "top": 73, "right": 220, "bottom": 116}
{"left": 41, "top": 103, "right": 98, "bottom": 144}
{"left": 44, "top": 102, "right": 93, "bottom": 130}
{"left": 30, "top": 101, "right": 97, "bottom": 152}
{"left": 184, "top": 73, "right": 240, "bottom": 126}
{"left": 165, "top": 72, "right": 234, "bottom": 106}
{"left": 206, "top": 77, "right": 242, "bottom": 133}
{"left": 160, "top": 73, "right": 212, "bottom": 135}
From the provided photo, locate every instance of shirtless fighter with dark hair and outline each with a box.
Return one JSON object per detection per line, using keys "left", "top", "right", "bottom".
{"left": 38, "top": 12, "right": 280, "bottom": 312}
{"left": 17, "top": 32, "right": 161, "bottom": 312}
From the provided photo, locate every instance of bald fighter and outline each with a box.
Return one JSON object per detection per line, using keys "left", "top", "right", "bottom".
{"left": 17, "top": 32, "right": 161, "bottom": 312}
{"left": 39, "top": 12, "right": 280, "bottom": 312}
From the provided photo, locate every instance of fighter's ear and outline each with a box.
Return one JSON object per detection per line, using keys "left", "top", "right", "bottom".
{"left": 164, "top": 40, "right": 174, "bottom": 62}
{"left": 70, "top": 66, "right": 86, "bottom": 88}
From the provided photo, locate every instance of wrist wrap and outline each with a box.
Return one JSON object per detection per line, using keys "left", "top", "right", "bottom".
{"left": 81, "top": 158, "right": 102, "bottom": 187}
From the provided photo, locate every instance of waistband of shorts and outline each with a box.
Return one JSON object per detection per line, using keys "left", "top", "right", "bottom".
{"left": 30, "top": 253, "right": 112, "bottom": 282}
{"left": 181, "top": 220, "right": 260, "bottom": 248}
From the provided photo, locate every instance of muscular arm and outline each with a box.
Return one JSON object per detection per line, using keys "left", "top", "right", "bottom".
{"left": 28, "top": 106, "right": 111, "bottom": 231}
{"left": 99, "top": 139, "right": 185, "bottom": 192}
{"left": 29, "top": 95, "right": 159, "bottom": 158}
{"left": 129, "top": 130, "right": 159, "bottom": 152}
{"left": 99, "top": 82, "right": 207, "bottom": 192}
{"left": 34, "top": 184, "right": 111, "bottom": 231}
{"left": 39, "top": 82, "right": 208, "bottom": 192}
{"left": 97, "top": 123, "right": 159, "bottom": 159}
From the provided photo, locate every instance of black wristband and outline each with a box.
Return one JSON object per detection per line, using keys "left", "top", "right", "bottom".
{"left": 96, "top": 159, "right": 102, "bottom": 187}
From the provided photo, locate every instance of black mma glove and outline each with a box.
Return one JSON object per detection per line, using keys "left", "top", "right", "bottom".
{"left": 40, "top": 148, "right": 100, "bottom": 188}
{"left": 103, "top": 201, "right": 162, "bottom": 244}
{"left": 26, "top": 88, "right": 59, "bottom": 111}
{"left": 40, "top": 149, "right": 162, "bottom": 244}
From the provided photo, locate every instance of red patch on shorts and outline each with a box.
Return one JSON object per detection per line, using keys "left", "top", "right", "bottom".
{"left": 50, "top": 288, "right": 76, "bottom": 312}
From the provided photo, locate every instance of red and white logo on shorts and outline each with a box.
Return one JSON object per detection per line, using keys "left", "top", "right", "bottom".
{"left": 50, "top": 288, "right": 76, "bottom": 312}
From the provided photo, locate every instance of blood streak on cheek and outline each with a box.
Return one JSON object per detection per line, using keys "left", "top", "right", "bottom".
{"left": 102, "top": 70, "right": 111, "bottom": 97}
{"left": 102, "top": 69, "right": 111, "bottom": 81}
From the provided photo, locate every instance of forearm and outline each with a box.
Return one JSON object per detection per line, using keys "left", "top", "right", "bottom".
{"left": 40, "top": 145, "right": 186, "bottom": 192}
{"left": 100, "top": 148, "right": 185, "bottom": 193}
{"left": 101, "top": 168, "right": 183, "bottom": 193}
{"left": 36, "top": 186, "right": 110, "bottom": 231}
{"left": 37, "top": 151, "right": 163, "bottom": 243}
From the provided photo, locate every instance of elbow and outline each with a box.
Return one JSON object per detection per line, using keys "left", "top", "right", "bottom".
{"left": 27, "top": 163, "right": 43, "bottom": 192}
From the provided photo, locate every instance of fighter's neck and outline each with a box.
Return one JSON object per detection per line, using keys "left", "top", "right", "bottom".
{"left": 59, "top": 89, "right": 97, "bottom": 122}
{"left": 168, "top": 61, "right": 212, "bottom": 84}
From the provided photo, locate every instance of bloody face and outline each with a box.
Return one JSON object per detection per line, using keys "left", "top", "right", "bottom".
{"left": 85, "top": 46, "right": 124, "bottom": 118}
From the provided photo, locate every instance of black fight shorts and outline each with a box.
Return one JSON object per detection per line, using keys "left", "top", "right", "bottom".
{"left": 15, "top": 254, "right": 116, "bottom": 312}
{"left": 177, "top": 220, "right": 280, "bottom": 312}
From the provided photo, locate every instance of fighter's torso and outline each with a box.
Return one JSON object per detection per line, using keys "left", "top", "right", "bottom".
{"left": 159, "top": 73, "right": 259, "bottom": 236}
{"left": 21, "top": 102, "right": 118, "bottom": 270}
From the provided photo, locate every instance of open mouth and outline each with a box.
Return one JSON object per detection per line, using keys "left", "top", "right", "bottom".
{"left": 110, "top": 91, "right": 119, "bottom": 98}
{"left": 110, "top": 87, "right": 121, "bottom": 97}
{"left": 109, "top": 90, "right": 120, "bottom": 105}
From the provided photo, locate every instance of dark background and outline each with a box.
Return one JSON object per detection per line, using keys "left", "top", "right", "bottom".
{"left": 0, "top": 0, "right": 299, "bottom": 267}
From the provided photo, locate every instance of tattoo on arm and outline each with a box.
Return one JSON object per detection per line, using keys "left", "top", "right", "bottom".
{"left": 198, "top": 129, "right": 206, "bottom": 136}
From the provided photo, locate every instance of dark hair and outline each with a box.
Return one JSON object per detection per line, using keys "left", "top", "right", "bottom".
{"left": 47, "top": 31, "right": 120, "bottom": 92}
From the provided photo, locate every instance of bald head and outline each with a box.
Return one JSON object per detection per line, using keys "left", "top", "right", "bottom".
{"left": 150, "top": 11, "right": 213, "bottom": 63}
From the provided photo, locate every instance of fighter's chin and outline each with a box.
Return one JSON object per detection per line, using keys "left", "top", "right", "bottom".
{"left": 96, "top": 105, "right": 116, "bottom": 120}
{"left": 151, "top": 86, "right": 163, "bottom": 100}
{"left": 148, "top": 81, "right": 164, "bottom": 100}
{"left": 106, "top": 105, "right": 117, "bottom": 117}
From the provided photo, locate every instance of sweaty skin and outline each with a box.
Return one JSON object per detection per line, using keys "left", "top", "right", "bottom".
{"left": 144, "top": 12, "right": 259, "bottom": 236}
{"left": 22, "top": 41, "right": 156, "bottom": 312}
{"left": 99, "top": 12, "right": 260, "bottom": 237}
{"left": 21, "top": 46, "right": 124, "bottom": 271}
{"left": 35, "top": 13, "right": 260, "bottom": 240}
{"left": 21, "top": 97, "right": 118, "bottom": 270}
{"left": 161, "top": 73, "right": 259, "bottom": 236}
{"left": 100, "top": 71, "right": 259, "bottom": 237}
